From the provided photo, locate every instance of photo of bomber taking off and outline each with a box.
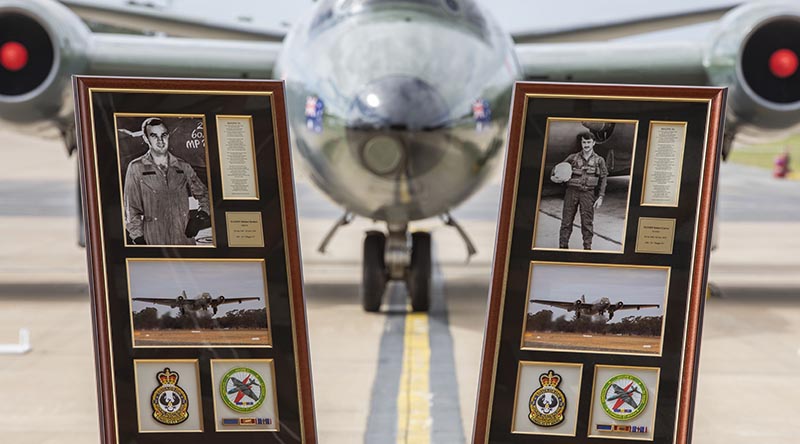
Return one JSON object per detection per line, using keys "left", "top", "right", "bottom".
{"left": 523, "top": 263, "right": 669, "bottom": 355}
{"left": 127, "top": 259, "right": 271, "bottom": 347}
{"left": 133, "top": 291, "right": 261, "bottom": 317}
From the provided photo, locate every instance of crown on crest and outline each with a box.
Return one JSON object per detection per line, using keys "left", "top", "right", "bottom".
{"left": 157, "top": 368, "right": 179, "bottom": 386}
{"left": 540, "top": 370, "right": 561, "bottom": 387}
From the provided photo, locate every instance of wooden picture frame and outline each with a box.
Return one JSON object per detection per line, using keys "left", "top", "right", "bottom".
{"left": 472, "top": 82, "right": 726, "bottom": 444}
{"left": 74, "top": 76, "right": 316, "bottom": 444}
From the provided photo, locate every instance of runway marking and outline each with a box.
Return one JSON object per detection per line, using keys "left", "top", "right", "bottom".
{"left": 428, "top": 271, "right": 466, "bottom": 443}
{"left": 365, "top": 286, "right": 405, "bottom": 443}
{"left": 365, "top": 259, "right": 465, "bottom": 443}
{"left": 397, "top": 312, "right": 431, "bottom": 443}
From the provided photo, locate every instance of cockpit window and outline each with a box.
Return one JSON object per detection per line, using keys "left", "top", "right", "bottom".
{"left": 308, "top": 0, "right": 487, "bottom": 41}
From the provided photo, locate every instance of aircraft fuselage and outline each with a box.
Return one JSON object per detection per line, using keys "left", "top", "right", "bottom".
{"left": 276, "top": 0, "right": 521, "bottom": 224}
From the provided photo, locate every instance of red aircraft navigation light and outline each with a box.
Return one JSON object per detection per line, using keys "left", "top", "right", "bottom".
{"left": 0, "top": 41, "right": 28, "bottom": 72}
{"left": 769, "top": 48, "right": 799, "bottom": 79}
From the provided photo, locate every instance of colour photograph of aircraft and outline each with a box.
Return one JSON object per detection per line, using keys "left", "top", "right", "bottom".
{"left": 530, "top": 295, "right": 660, "bottom": 320}
{"left": 1, "top": 0, "right": 800, "bottom": 312}
{"left": 132, "top": 290, "right": 260, "bottom": 316}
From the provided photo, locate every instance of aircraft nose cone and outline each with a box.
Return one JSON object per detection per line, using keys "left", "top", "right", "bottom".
{"left": 348, "top": 75, "right": 450, "bottom": 130}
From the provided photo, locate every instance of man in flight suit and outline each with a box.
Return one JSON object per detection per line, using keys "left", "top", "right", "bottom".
{"left": 124, "top": 117, "right": 210, "bottom": 245}
{"left": 551, "top": 131, "right": 608, "bottom": 250}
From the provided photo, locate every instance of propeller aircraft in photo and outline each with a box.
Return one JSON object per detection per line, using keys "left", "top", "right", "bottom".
{"left": 132, "top": 290, "right": 260, "bottom": 316}
{"left": 531, "top": 295, "right": 660, "bottom": 320}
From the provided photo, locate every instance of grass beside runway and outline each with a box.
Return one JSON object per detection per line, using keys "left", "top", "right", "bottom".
{"left": 729, "top": 136, "right": 800, "bottom": 177}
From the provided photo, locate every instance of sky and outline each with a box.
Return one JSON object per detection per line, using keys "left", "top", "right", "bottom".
{"left": 527, "top": 263, "right": 668, "bottom": 321}
{"left": 128, "top": 260, "right": 267, "bottom": 316}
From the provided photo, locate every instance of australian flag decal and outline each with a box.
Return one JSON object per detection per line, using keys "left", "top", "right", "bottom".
{"left": 472, "top": 98, "right": 491, "bottom": 131}
{"left": 305, "top": 95, "right": 325, "bottom": 133}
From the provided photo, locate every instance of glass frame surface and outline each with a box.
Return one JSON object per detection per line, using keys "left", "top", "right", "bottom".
{"left": 75, "top": 76, "right": 316, "bottom": 444}
{"left": 472, "top": 82, "right": 726, "bottom": 444}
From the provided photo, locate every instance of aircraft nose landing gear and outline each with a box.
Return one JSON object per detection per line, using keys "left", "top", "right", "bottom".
{"left": 407, "top": 232, "right": 431, "bottom": 312}
{"left": 360, "top": 228, "right": 432, "bottom": 312}
{"left": 361, "top": 231, "right": 387, "bottom": 312}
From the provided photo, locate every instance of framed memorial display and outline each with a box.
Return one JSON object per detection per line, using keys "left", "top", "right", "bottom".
{"left": 75, "top": 77, "right": 316, "bottom": 443}
{"left": 473, "top": 82, "right": 726, "bottom": 444}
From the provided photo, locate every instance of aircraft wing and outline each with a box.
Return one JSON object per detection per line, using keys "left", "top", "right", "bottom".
{"left": 530, "top": 299, "right": 583, "bottom": 311}
{"left": 0, "top": 0, "right": 281, "bottom": 124}
{"left": 84, "top": 33, "right": 279, "bottom": 78}
{"left": 489, "top": 2, "right": 740, "bottom": 43}
{"left": 131, "top": 297, "right": 178, "bottom": 306}
{"left": 216, "top": 297, "right": 260, "bottom": 305}
{"left": 513, "top": 1, "right": 800, "bottom": 142}
{"left": 510, "top": 3, "right": 737, "bottom": 85}
{"left": 515, "top": 40, "right": 707, "bottom": 86}
{"left": 59, "top": 0, "right": 310, "bottom": 41}
{"left": 614, "top": 303, "right": 660, "bottom": 311}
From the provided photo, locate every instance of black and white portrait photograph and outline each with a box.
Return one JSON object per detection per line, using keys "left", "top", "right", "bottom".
{"left": 522, "top": 262, "right": 669, "bottom": 356}
{"left": 116, "top": 114, "right": 214, "bottom": 247}
{"left": 127, "top": 259, "right": 271, "bottom": 348}
{"left": 533, "top": 118, "right": 637, "bottom": 252}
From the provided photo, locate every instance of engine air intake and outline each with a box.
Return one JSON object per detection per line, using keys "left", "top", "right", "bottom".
{"left": 742, "top": 18, "right": 800, "bottom": 104}
{"left": 0, "top": 13, "right": 54, "bottom": 97}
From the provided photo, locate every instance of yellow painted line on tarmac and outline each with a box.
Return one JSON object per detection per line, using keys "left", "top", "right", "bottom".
{"left": 396, "top": 312, "right": 431, "bottom": 444}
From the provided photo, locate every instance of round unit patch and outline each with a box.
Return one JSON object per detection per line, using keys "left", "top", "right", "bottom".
{"left": 220, "top": 367, "right": 266, "bottom": 413}
{"left": 601, "top": 374, "right": 648, "bottom": 420}
{"left": 151, "top": 368, "right": 190, "bottom": 425}
{"left": 528, "top": 370, "right": 567, "bottom": 427}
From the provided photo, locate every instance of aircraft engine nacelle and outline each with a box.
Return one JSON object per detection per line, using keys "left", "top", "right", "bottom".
{"left": 706, "top": 3, "right": 800, "bottom": 130}
{"left": 216, "top": 296, "right": 225, "bottom": 304}
{"left": 0, "top": 0, "right": 90, "bottom": 123}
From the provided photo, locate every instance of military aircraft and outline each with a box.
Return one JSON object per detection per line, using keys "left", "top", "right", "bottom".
{"left": 227, "top": 376, "right": 261, "bottom": 402}
{"left": 607, "top": 383, "right": 642, "bottom": 409}
{"left": 1, "top": 0, "right": 800, "bottom": 312}
{"left": 530, "top": 295, "right": 660, "bottom": 320}
{"left": 132, "top": 290, "right": 260, "bottom": 316}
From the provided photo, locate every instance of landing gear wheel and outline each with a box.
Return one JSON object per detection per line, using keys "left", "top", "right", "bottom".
{"left": 362, "top": 231, "right": 387, "bottom": 312}
{"left": 407, "top": 231, "right": 431, "bottom": 312}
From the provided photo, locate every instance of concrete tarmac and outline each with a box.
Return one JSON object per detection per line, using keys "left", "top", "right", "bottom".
{"left": 1, "top": 130, "right": 799, "bottom": 443}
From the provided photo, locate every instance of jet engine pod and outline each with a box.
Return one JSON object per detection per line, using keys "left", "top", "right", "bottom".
{"left": 706, "top": 3, "right": 800, "bottom": 129}
{"left": 0, "top": 0, "right": 90, "bottom": 122}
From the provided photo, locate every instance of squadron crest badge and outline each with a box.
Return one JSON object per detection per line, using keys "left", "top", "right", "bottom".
{"left": 528, "top": 370, "right": 567, "bottom": 427}
{"left": 220, "top": 367, "right": 267, "bottom": 413}
{"left": 600, "top": 374, "right": 648, "bottom": 421}
{"left": 151, "top": 368, "right": 189, "bottom": 425}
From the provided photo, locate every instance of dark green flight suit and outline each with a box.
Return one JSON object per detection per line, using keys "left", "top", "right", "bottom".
{"left": 559, "top": 151, "right": 608, "bottom": 250}
{"left": 124, "top": 151, "right": 209, "bottom": 245}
